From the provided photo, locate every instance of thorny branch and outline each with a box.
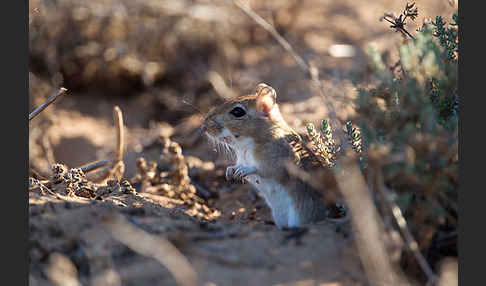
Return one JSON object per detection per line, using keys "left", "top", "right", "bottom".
{"left": 29, "top": 87, "right": 67, "bottom": 121}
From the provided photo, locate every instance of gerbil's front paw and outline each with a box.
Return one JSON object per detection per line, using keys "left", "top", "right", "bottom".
{"left": 225, "top": 165, "right": 256, "bottom": 183}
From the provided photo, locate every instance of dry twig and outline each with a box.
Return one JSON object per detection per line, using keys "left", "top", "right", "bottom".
{"left": 375, "top": 169, "right": 437, "bottom": 286}
{"left": 78, "top": 160, "right": 109, "bottom": 173}
{"left": 30, "top": 167, "right": 48, "bottom": 180}
{"left": 102, "top": 211, "right": 198, "bottom": 286}
{"left": 29, "top": 87, "right": 67, "bottom": 121}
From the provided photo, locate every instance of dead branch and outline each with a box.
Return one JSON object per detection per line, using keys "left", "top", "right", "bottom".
{"left": 101, "top": 211, "right": 198, "bottom": 286}
{"left": 29, "top": 87, "right": 67, "bottom": 121}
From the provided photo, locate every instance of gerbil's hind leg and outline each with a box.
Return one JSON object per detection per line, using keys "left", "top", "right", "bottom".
{"left": 226, "top": 165, "right": 256, "bottom": 183}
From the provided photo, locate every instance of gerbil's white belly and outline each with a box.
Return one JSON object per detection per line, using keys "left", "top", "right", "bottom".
{"left": 231, "top": 137, "right": 299, "bottom": 227}
{"left": 245, "top": 174, "right": 299, "bottom": 228}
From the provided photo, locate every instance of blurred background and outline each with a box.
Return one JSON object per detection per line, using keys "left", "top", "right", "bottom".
{"left": 29, "top": 0, "right": 458, "bottom": 285}
{"left": 29, "top": 0, "right": 456, "bottom": 177}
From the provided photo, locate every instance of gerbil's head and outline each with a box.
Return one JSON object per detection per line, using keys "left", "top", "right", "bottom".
{"left": 202, "top": 83, "right": 289, "bottom": 149}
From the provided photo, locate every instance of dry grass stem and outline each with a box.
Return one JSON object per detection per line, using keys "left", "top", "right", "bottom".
{"left": 29, "top": 87, "right": 67, "bottom": 121}
{"left": 102, "top": 211, "right": 198, "bottom": 286}
{"left": 113, "top": 106, "right": 124, "bottom": 164}
{"left": 333, "top": 151, "right": 406, "bottom": 286}
{"left": 95, "top": 106, "right": 126, "bottom": 183}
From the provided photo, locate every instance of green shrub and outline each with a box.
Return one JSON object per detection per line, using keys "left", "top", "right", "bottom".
{"left": 307, "top": 10, "right": 458, "bottom": 279}
{"left": 351, "top": 12, "right": 459, "bottom": 275}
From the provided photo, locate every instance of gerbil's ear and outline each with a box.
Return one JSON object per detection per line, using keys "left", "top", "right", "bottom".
{"left": 255, "top": 83, "right": 277, "bottom": 117}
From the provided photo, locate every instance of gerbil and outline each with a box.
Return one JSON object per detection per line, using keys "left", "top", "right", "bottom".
{"left": 202, "top": 83, "right": 342, "bottom": 229}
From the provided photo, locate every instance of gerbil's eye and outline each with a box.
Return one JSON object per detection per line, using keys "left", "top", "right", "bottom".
{"left": 229, "top": 107, "right": 246, "bottom": 118}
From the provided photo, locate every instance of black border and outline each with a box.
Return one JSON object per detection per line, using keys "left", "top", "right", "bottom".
{"left": 3, "top": 0, "right": 28, "bottom": 284}
{"left": 459, "top": 0, "right": 480, "bottom": 285}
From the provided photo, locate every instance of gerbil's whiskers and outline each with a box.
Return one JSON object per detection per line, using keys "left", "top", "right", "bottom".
{"left": 226, "top": 62, "right": 233, "bottom": 90}
{"left": 205, "top": 134, "right": 235, "bottom": 161}
{"left": 181, "top": 99, "right": 205, "bottom": 120}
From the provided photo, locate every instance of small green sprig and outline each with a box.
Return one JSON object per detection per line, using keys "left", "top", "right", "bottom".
{"left": 345, "top": 121, "right": 367, "bottom": 169}
{"left": 432, "top": 14, "right": 458, "bottom": 61}
{"left": 345, "top": 121, "right": 362, "bottom": 154}
{"left": 321, "top": 119, "right": 340, "bottom": 155}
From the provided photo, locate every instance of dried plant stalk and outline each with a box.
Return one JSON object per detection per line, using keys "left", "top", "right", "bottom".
{"left": 78, "top": 160, "right": 109, "bottom": 173}
{"left": 95, "top": 106, "right": 126, "bottom": 183}
{"left": 29, "top": 87, "right": 67, "bottom": 121}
